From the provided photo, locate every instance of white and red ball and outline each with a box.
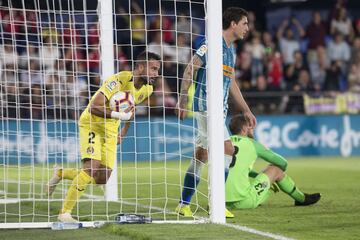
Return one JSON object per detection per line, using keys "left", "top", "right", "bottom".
{"left": 109, "top": 91, "right": 135, "bottom": 113}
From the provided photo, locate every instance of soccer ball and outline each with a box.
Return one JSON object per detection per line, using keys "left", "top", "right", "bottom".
{"left": 109, "top": 91, "right": 135, "bottom": 113}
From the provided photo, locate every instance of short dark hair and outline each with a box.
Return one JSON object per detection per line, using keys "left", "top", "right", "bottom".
{"left": 135, "top": 51, "right": 161, "bottom": 67}
{"left": 223, "top": 7, "right": 248, "bottom": 30}
{"left": 229, "top": 114, "right": 247, "bottom": 135}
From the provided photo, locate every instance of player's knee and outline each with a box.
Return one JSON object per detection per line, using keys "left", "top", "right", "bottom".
{"left": 195, "top": 148, "right": 208, "bottom": 163}
{"left": 270, "top": 165, "right": 284, "bottom": 181}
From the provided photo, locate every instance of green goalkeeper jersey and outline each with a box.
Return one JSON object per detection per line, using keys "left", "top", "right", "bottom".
{"left": 225, "top": 135, "right": 288, "bottom": 202}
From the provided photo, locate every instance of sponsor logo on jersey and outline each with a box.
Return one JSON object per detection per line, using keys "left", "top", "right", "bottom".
{"left": 106, "top": 80, "right": 118, "bottom": 91}
{"left": 196, "top": 45, "right": 207, "bottom": 57}
{"left": 138, "top": 94, "right": 144, "bottom": 102}
{"left": 86, "top": 146, "right": 94, "bottom": 154}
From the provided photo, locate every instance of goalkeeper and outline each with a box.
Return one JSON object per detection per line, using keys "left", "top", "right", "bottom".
{"left": 226, "top": 114, "right": 321, "bottom": 209}
{"left": 45, "top": 51, "right": 161, "bottom": 222}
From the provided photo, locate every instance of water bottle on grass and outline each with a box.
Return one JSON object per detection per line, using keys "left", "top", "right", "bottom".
{"left": 51, "top": 222, "right": 83, "bottom": 230}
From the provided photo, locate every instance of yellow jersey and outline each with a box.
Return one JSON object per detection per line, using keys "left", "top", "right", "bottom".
{"left": 79, "top": 71, "right": 153, "bottom": 135}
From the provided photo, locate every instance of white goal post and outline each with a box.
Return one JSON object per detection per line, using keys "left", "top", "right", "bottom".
{"left": 0, "top": 0, "right": 225, "bottom": 228}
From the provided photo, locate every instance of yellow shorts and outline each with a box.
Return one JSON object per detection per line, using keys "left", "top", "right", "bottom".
{"left": 79, "top": 124, "right": 117, "bottom": 169}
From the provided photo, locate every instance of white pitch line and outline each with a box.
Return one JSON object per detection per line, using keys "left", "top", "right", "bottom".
{"left": 0, "top": 187, "right": 292, "bottom": 239}
{"left": 80, "top": 191, "right": 293, "bottom": 239}
{"left": 224, "top": 223, "right": 294, "bottom": 240}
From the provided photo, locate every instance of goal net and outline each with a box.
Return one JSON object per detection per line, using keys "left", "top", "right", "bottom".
{"left": 0, "top": 0, "right": 224, "bottom": 227}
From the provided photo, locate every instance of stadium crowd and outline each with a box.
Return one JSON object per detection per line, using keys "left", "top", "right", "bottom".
{"left": 1, "top": 0, "right": 360, "bottom": 119}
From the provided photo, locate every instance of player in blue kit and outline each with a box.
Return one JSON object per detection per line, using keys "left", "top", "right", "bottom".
{"left": 175, "top": 7, "right": 256, "bottom": 218}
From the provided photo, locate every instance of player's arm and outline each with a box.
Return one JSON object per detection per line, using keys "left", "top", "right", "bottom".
{"left": 176, "top": 54, "right": 203, "bottom": 120}
{"left": 251, "top": 139, "right": 288, "bottom": 171}
{"left": 89, "top": 91, "right": 133, "bottom": 120}
{"left": 229, "top": 76, "right": 257, "bottom": 128}
{"left": 117, "top": 121, "right": 131, "bottom": 144}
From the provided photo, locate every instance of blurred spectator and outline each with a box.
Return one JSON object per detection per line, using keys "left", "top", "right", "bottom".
{"left": 115, "top": 7, "right": 131, "bottom": 57}
{"left": 348, "top": 64, "right": 360, "bottom": 92}
{"left": 147, "top": 31, "right": 176, "bottom": 60}
{"left": 115, "top": 45, "right": 131, "bottom": 71}
{"left": 22, "top": 84, "right": 44, "bottom": 119}
{"left": 285, "top": 69, "right": 314, "bottom": 113}
{"left": 247, "top": 75, "right": 280, "bottom": 114}
{"left": 24, "top": 10, "right": 39, "bottom": 44}
{"left": 247, "top": 11, "right": 263, "bottom": 38}
{"left": 324, "top": 60, "right": 342, "bottom": 92}
{"left": 285, "top": 50, "right": 308, "bottom": 90}
{"left": 175, "top": 33, "right": 191, "bottom": 73}
{"left": 18, "top": 44, "right": 39, "bottom": 69}
{"left": 41, "top": 22, "right": 58, "bottom": 44}
{"left": 306, "top": 11, "right": 327, "bottom": 64}
{"left": 66, "top": 74, "right": 88, "bottom": 119}
{"left": 262, "top": 31, "right": 276, "bottom": 57}
{"left": 309, "top": 46, "right": 328, "bottom": 91}
{"left": 44, "top": 73, "right": 67, "bottom": 115}
{"left": 130, "top": 1, "right": 146, "bottom": 56}
{"left": 20, "top": 60, "right": 44, "bottom": 87}
{"left": 150, "top": 8, "right": 175, "bottom": 44}
{"left": 87, "top": 46, "right": 100, "bottom": 73}
{"left": 236, "top": 46, "right": 252, "bottom": 90}
{"left": 266, "top": 51, "right": 283, "bottom": 90}
{"left": 2, "top": 84, "right": 18, "bottom": 118}
{"left": 350, "top": 37, "right": 360, "bottom": 64}
{"left": 327, "top": 32, "right": 350, "bottom": 69}
{"left": 277, "top": 18, "right": 305, "bottom": 65}
{"left": 62, "top": 18, "right": 82, "bottom": 46}
{"left": 330, "top": 7, "right": 353, "bottom": 39}
{"left": 0, "top": 41, "right": 19, "bottom": 70}
{"left": 63, "top": 46, "right": 85, "bottom": 70}
{"left": 39, "top": 37, "right": 60, "bottom": 72}
{"left": 161, "top": 55, "right": 178, "bottom": 103}
{"left": 354, "top": 18, "right": 360, "bottom": 38}
{"left": 247, "top": 32, "right": 265, "bottom": 84}
{"left": 2, "top": 9, "right": 23, "bottom": 37}
{"left": 2, "top": 68, "right": 17, "bottom": 86}
{"left": 88, "top": 23, "right": 99, "bottom": 46}
{"left": 176, "top": 13, "right": 200, "bottom": 45}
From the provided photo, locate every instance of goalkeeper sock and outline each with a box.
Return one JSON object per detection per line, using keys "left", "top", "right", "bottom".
{"left": 58, "top": 168, "right": 79, "bottom": 180}
{"left": 61, "top": 170, "right": 93, "bottom": 213}
{"left": 224, "top": 154, "right": 232, "bottom": 182}
{"left": 277, "top": 174, "right": 305, "bottom": 203}
{"left": 181, "top": 160, "right": 203, "bottom": 204}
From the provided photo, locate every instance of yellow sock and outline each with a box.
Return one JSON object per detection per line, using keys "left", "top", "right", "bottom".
{"left": 57, "top": 168, "right": 79, "bottom": 180}
{"left": 61, "top": 170, "right": 92, "bottom": 213}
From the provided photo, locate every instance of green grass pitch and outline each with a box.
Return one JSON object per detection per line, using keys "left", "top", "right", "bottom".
{"left": 0, "top": 157, "right": 359, "bottom": 240}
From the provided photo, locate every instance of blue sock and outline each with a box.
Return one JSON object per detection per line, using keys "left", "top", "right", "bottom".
{"left": 180, "top": 160, "right": 203, "bottom": 205}
{"left": 181, "top": 172, "right": 200, "bottom": 204}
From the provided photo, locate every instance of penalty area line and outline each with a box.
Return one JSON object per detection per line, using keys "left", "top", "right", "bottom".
{"left": 224, "top": 223, "right": 294, "bottom": 240}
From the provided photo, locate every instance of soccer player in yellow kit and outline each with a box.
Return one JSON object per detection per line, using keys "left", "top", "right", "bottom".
{"left": 45, "top": 51, "right": 161, "bottom": 222}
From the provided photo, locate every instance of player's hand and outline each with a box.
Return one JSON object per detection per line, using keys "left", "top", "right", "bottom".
{"left": 243, "top": 110, "right": 257, "bottom": 129}
{"left": 175, "top": 96, "right": 188, "bottom": 120}
{"left": 270, "top": 182, "right": 280, "bottom": 193}
{"left": 124, "top": 105, "right": 135, "bottom": 120}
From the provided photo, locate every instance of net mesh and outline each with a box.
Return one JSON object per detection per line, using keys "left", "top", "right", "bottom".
{"left": 0, "top": 0, "right": 209, "bottom": 225}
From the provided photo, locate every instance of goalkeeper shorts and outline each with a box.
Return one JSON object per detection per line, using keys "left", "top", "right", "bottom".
{"left": 226, "top": 173, "right": 271, "bottom": 209}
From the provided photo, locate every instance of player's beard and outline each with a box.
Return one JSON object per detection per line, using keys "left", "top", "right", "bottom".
{"left": 139, "top": 76, "right": 157, "bottom": 86}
